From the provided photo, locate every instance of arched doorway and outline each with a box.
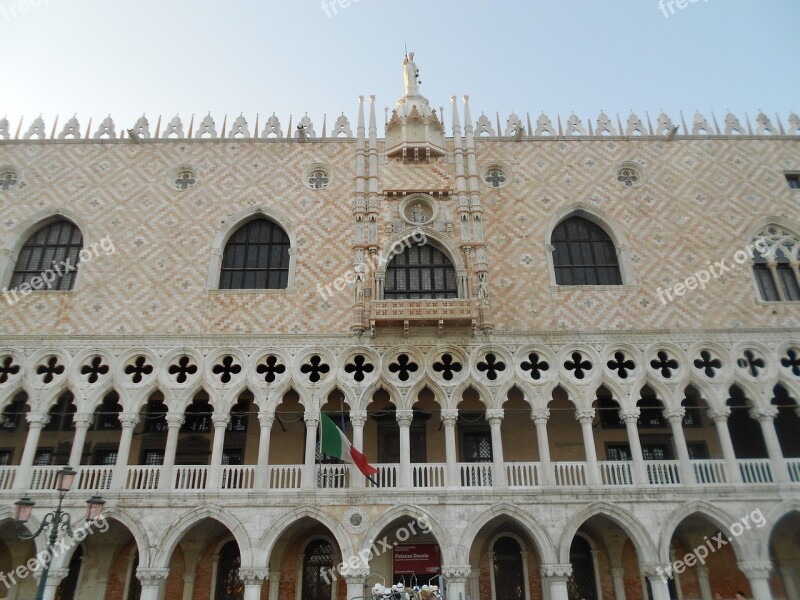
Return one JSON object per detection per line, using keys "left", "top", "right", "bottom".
{"left": 215, "top": 540, "right": 244, "bottom": 600}
{"left": 567, "top": 536, "right": 597, "bottom": 600}
{"left": 302, "top": 539, "right": 334, "bottom": 600}
{"left": 492, "top": 536, "right": 526, "bottom": 600}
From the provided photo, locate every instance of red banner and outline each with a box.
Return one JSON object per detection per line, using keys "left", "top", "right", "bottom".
{"left": 393, "top": 544, "right": 441, "bottom": 574}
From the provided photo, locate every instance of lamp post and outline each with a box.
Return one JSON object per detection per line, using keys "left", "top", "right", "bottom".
{"left": 14, "top": 466, "right": 105, "bottom": 600}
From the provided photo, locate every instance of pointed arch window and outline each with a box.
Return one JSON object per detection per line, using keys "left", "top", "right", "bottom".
{"left": 552, "top": 217, "right": 621, "bottom": 285}
{"left": 220, "top": 219, "right": 290, "bottom": 290}
{"left": 752, "top": 225, "right": 800, "bottom": 302}
{"left": 10, "top": 219, "right": 83, "bottom": 291}
{"left": 384, "top": 243, "right": 458, "bottom": 299}
{"left": 492, "top": 536, "right": 526, "bottom": 600}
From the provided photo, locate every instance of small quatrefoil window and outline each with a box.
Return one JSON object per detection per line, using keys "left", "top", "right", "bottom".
{"left": 213, "top": 355, "right": 242, "bottom": 384}
{"left": 388, "top": 354, "right": 419, "bottom": 382}
{"left": 607, "top": 352, "right": 635, "bottom": 379}
{"left": 307, "top": 169, "right": 330, "bottom": 190}
{"left": 174, "top": 168, "right": 196, "bottom": 191}
{"left": 37, "top": 356, "right": 64, "bottom": 384}
{"left": 477, "top": 353, "right": 506, "bottom": 381}
{"left": 0, "top": 356, "right": 21, "bottom": 384}
{"left": 168, "top": 356, "right": 197, "bottom": 384}
{"left": 256, "top": 355, "right": 286, "bottom": 383}
{"left": 300, "top": 355, "right": 330, "bottom": 383}
{"left": 81, "top": 356, "right": 109, "bottom": 384}
{"left": 737, "top": 350, "right": 765, "bottom": 378}
{"left": 0, "top": 168, "right": 18, "bottom": 191}
{"left": 432, "top": 353, "right": 463, "bottom": 381}
{"left": 344, "top": 355, "right": 375, "bottom": 382}
{"left": 125, "top": 356, "right": 153, "bottom": 384}
{"left": 564, "top": 352, "right": 592, "bottom": 379}
{"left": 781, "top": 349, "right": 800, "bottom": 377}
{"left": 521, "top": 353, "right": 549, "bottom": 380}
{"left": 693, "top": 351, "right": 722, "bottom": 378}
{"left": 650, "top": 351, "right": 679, "bottom": 378}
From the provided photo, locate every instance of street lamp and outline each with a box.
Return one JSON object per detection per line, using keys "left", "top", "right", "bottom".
{"left": 14, "top": 466, "right": 105, "bottom": 600}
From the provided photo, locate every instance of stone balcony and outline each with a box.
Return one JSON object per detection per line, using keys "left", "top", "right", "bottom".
{"left": 2, "top": 458, "right": 796, "bottom": 496}
{"left": 367, "top": 299, "right": 481, "bottom": 335}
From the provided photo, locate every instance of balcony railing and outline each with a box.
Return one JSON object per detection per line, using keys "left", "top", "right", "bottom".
{"left": 2, "top": 458, "right": 796, "bottom": 495}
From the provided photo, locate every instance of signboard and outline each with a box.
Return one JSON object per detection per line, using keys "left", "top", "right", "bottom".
{"left": 393, "top": 544, "right": 441, "bottom": 575}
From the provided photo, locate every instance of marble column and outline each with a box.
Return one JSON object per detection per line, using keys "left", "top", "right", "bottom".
{"left": 442, "top": 409, "right": 459, "bottom": 487}
{"left": 181, "top": 574, "right": 196, "bottom": 600}
{"left": 14, "top": 413, "right": 49, "bottom": 490}
{"left": 621, "top": 408, "right": 647, "bottom": 484}
{"left": 576, "top": 409, "right": 601, "bottom": 485}
{"left": 642, "top": 566, "right": 672, "bottom": 600}
{"left": 610, "top": 567, "right": 626, "bottom": 600}
{"left": 35, "top": 568, "right": 69, "bottom": 600}
{"left": 344, "top": 572, "right": 368, "bottom": 600}
{"left": 486, "top": 408, "right": 507, "bottom": 487}
{"left": 268, "top": 571, "right": 281, "bottom": 600}
{"left": 738, "top": 561, "right": 774, "bottom": 600}
{"left": 752, "top": 406, "right": 787, "bottom": 483}
{"left": 397, "top": 410, "right": 413, "bottom": 487}
{"left": 159, "top": 413, "right": 185, "bottom": 490}
{"left": 350, "top": 410, "right": 367, "bottom": 488}
{"left": 540, "top": 564, "right": 572, "bottom": 600}
{"left": 136, "top": 568, "right": 170, "bottom": 600}
{"left": 532, "top": 408, "right": 551, "bottom": 486}
{"left": 303, "top": 413, "right": 319, "bottom": 489}
{"left": 696, "top": 566, "right": 713, "bottom": 600}
{"left": 208, "top": 412, "right": 231, "bottom": 489}
{"left": 112, "top": 413, "right": 140, "bottom": 489}
{"left": 441, "top": 566, "right": 471, "bottom": 600}
{"left": 255, "top": 412, "right": 274, "bottom": 489}
{"left": 779, "top": 566, "right": 798, "bottom": 600}
{"left": 664, "top": 408, "right": 694, "bottom": 485}
{"left": 709, "top": 408, "right": 743, "bottom": 483}
{"left": 239, "top": 567, "right": 269, "bottom": 600}
{"left": 67, "top": 413, "right": 94, "bottom": 467}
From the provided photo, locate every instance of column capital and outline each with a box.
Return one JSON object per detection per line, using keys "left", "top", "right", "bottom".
{"left": 166, "top": 412, "right": 185, "bottom": 428}
{"left": 342, "top": 567, "right": 370, "bottom": 582}
{"left": 641, "top": 564, "right": 672, "bottom": 580}
{"left": 749, "top": 406, "right": 779, "bottom": 422}
{"left": 26, "top": 412, "right": 50, "bottom": 427}
{"left": 349, "top": 410, "right": 367, "bottom": 428}
{"left": 183, "top": 573, "right": 196, "bottom": 584}
{"left": 441, "top": 408, "right": 459, "bottom": 426}
{"left": 396, "top": 409, "right": 414, "bottom": 427}
{"left": 485, "top": 408, "right": 504, "bottom": 425}
{"left": 620, "top": 408, "right": 640, "bottom": 424}
{"left": 119, "top": 413, "right": 140, "bottom": 428}
{"left": 72, "top": 413, "right": 95, "bottom": 428}
{"left": 34, "top": 567, "right": 69, "bottom": 583}
{"left": 212, "top": 412, "right": 230, "bottom": 427}
{"left": 304, "top": 412, "right": 319, "bottom": 427}
{"left": 540, "top": 563, "right": 573, "bottom": 581}
{"left": 663, "top": 408, "right": 686, "bottom": 423}
{"left": 575, "top": 409, "right": 595, "bottom": 424}
{"left": 708, "top": 407, "right": 731, "bottom": 423}
{"left": 258, "top": 412, "right": 275, "bottom": 428}
{"left": 136, "top": 567, "right": 170, "bottom": 585}
{"left": 737, "top": 560, "right": 773, "bottom": 579}
{"left": 532, "top": 408, "right": 550, "bottom": 424}
{"left": 441, "top": 565, "right": 471, "bottom": 582}
{"left": 238, "top": 567, "right": 269, "bottom": 585}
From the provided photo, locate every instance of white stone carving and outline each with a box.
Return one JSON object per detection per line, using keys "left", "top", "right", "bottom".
{"left": 504, "top": 112, "right": 524, "bottom": 136}
{"left": 565, "top": 113, "right": 586, "bottom": 136}
{"left": 476, "top": 113, "right": 495, "bottom": 136}
{"left": 229, "top": 114, "right": 250, "bottom": 139}
{"left": 195, "top": 114, "right": 216, "bottom": 139}
{"left": 262, "top": 113, "right": 283, "bottom": 138}
{"left": 294, "top": 114, "right": 316, "bottom": 138}
{"left": 655, "top": 112, "right": 675, "bottom": 136}
{"left": 692, "top": 111, "right": 713, "bottom": 135}
{"left": 724, "top": 112, "right": 743, "bottom": 135}
{"left": 755, "top": 111, "right": 775, "bottom": 135}
{"left": 93, "top": 115, "right": 116, "bottom": 139}
{"left": 132, "top": 115, "right": 151, "bottom": 139}
{"left": 0, "top": 116, "right": 8, "bottom": 139}
{"left": 535, "top": 113, "right": 555, "bottom": 136}
{"left": 788, "top": 113, "right": 800, "bottom": 135}
{"left": 626, "top": 112, "right": 647, "bottom": 136}
{"left": 162, "top": 115, "right": 184, "bottom": 139}
{"left": 332, "top": 113, "right": 352, "bottom": 137}
{"left": 58, "top": 115, "right": 81, "bottom": 139}
{"left": 23, "top": 116, "right": 46, "bottom": 139}
{"left": 595, "top": 111, "right": 617, "bottom": 136}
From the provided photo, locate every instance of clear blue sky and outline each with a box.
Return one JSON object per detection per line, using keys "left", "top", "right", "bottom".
{"left": 1, "top": 0, "right": 798, "bottom": 135}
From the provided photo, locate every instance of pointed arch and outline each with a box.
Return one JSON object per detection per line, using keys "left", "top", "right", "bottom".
{"left": 207, "top": 205, "right": 296, "bottom": 290}
{"left": 557, "top": 502, "right": 657, "bottom": 564}
{"left": 151, "top": 505, "right": 253, "bottom": 569}
{"left": 1, "top": 208, "right": 89, "bottom": 290}
{"left": 358, "top": 504, "right": 456, "bottom": 564}
{"left": 259, "top": 506, "right": 353, "bottom": 565}
{"left": 658, "top": 501, "right": 757, "bottom": 563}
{"left": 545, "top": 203, "right": 634, "bottom": 286}
{"left": 457, "top": 502, "right": 557, "bottom": 564}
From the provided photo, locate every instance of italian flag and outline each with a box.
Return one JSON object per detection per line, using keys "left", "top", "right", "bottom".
{"left": 320, "top": 412, "right": 378, "bottom": 478}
